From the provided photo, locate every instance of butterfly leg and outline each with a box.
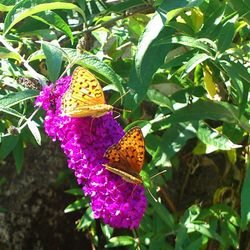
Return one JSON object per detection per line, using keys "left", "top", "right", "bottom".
{"left": 116, "top": 180, "right": 127, "bottom": 189}
{"left": 89, "top": 117, "right": 96, "bottom": 137}
{"left": 130, "top": 184, "right": 138, "bottom": 198}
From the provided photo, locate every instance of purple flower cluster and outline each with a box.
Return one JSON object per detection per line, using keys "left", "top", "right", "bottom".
{"left": 35, "top": 76, "right": 147, "bottom": 228}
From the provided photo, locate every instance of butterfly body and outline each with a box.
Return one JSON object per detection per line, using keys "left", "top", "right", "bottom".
{"left": 104, "top": 163, "right": 142, "bottom": 184}
{"left": 61, "top": 66, "right": 113, "bottom": 117}
{"left": 104, "top": 127, "right": 145, "bottom": 184}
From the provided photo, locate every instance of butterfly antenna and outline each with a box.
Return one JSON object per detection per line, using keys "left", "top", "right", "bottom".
{"left": 146, "top": 170, "right": 167, "bottom": 203}
{"left": 113, "top": 110, "right": 121, "bottom": 120}
{"left": 111, "top": 89, "right": 131, "bottom": 106}
{"left": 150, "top": 170, "right": 167, "bottom": 180}
{"left": 113, "top": 106, "right": 131, "bottom": 113}
{"left": 59, "top": 56, "right": 79, "bottom": 78}
{"left": 147, "top": 187, "right": 158, "bottom": 203}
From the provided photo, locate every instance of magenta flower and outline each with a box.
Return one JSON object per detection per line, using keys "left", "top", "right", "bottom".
{"left": 35, "top": 76, "right": 147, "bottom": 228}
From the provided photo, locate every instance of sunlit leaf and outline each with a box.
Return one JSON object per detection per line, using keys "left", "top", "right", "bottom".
{"left": 0, "top": 89, "right": 38, "bottom": 107}
{"left": 4, "top": 0, "right": 85, "bottom": 34}
{"left": 101, "top": 223, "right": 113, "bottom": 239}
{"left": 77, "top": 207, "right": 94, "bottom": 231}
{"left": 27, "top": 120, "right": 41, "bottom": 146}
{"left": 183, "top": 53, "right": 211, "bottom": 77}
{"left": 153, "top": 100, "right": 250, "bottom": 133}
{"left": 33, "top": 11, "right": 73, "bottom": 43}
{"left": 0, "top": 46, "right": 21, "bottom": 61}
{"left": 147, "top": 89, "right": 173, "bottom": 110}
{"left": 42, "top": 42, "right": 63, "bottom": 83}
{"left": 65, "top": 188, "right": 84, "bottom": 196}
{"left": 105, "top": 236, "right": 135, "bottom": 248}
{"left": 64, "top": 198, "right": 88, "bottom": 213}
{"left": 197, "top": 122, "right": 241, "bottom": 151}
{"left": 63, "top": 48, "right": 125, "bottom": 94}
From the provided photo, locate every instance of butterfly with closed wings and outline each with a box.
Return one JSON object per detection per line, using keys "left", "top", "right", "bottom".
{"left": 61, "top": 66, "right": 113, "bottom": 117}
{"left": 103, "top": 127, "right": 145, "bottom": 185}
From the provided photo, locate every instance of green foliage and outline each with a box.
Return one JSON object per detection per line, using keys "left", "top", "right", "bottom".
{"left": 0, "top": 0, "right": 250, "bottom": 249}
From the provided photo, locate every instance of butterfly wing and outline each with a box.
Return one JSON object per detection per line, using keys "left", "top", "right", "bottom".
{"left": 104, "top": 127, "right": 145, "bottom": 184}
{"left": 62, "top": 67, "right": 111, "bottom": 117}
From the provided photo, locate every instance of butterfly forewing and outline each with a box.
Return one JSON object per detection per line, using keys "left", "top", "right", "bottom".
{"left": 61, "top": 66, "right": 112, "bottom": 117}
{"left": 69, "top": 67, "right": 105, "bottom": 103}
{"left": 104, "top": 127, "right": 145, "bottom": 184}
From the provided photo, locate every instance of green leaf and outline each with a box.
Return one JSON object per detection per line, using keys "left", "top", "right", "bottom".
{"left": 135, "top": 10, "right": 167, "bottom": 80}
{"left": 64, "top": 198, "right": 88, "bottom": 213}
{"left": 197, "top": 122, "right": 241, "bottom": 151}
{"left": 181, "top": 205, "right": 201, "bottom": 224}
{"left": 63, "top": 48, "right": 125, "bottom": 94}
{"left": 241, "top": 160, "right": 250, "bottom": 230}
{"left": 0, "top": 135, "right": 19, "bottom": 160}
{"left": 229, "top": 0, "right": 250, "bottom": 24}
{"left": 220, "top": 220, "right": 239, "bottom": 249}
{"left": 152, "top": 122, "right": 197, "bottom": 166}
{"left": 155, "top": 36, "right": 216, "bottom": 54}
{"left": 65, "top": 188, "right": 84, "bottom": 196}
{"left": 13, "top": 139, "right": 24, "bottom": 174}
{"left": 27, "top": 120, "right": 41, "bottom": 146}
{"left": 28, "top": 49, "right": 46, "bottom": 62}
{"left": 163, "top": 49, "right": 196, "bottom": 69}
{"left": 187, "top": 222, "right": 225, "bottom": 246}
{"left": 126, "top": 28, "right": 174, "bottom": 108}
{"left": 199, "top": 6, "right": 225, "bottom": 38}
{"left": 33, "top": 11, "right": 73, "bottom": 43}
{"left": 175, "top": 225, "right": 188, "bottom": 250}
{"left": 107, "top": 0, "right": 145, "bottom": 13}
{"left": 153, "top": 100, "right": 250, "bottom": 133}
{"left": 127, "top": 0, "right": 197, "bottom": 108}
{"left": 183, "top": 53, "right": 211, "bottom": 77}
{"left": 186, "top": 237, "right": 203, "bottom": 250}
{"left": 220, "top": 60, "right": 250, "bottom": 115}
{"left": 105, "top": 236, "right": 135, "bottom": 248}
{"left": 4, "top": 0, "right": 85, "bottom": 34}
{"left": 101, "top": 223, "right": 113, "bottom": 239}
{"left": 0, "top": 3, "right": 13, "bottom": 12}
{"left": 0, "top": 89, "right": 38, "bottom": 108}
{"left": 160, "top": 0, "right": 205, "bottom": 10}
{"left": 0, "top": 105, "right": 24, "bottom": 118}
{"left": 217, "top": 15, "right": 237, "bottom": 53}
{"left": 77, "top": 207, "right": 94, "bottom": 231}
{"left": 42, "top": 42, "right": 63, "bottom": 83}
{"left": 147, "top": 89, "right": 173, "bottom": 110}
{"left": 147, "top": 194, "right": 175, "bottom": 230}
{"left": 0, "top": 46, "right": 21, "bottom": 61}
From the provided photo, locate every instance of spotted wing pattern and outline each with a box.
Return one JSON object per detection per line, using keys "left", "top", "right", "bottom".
{"left": 61, "top": 66, "right": 112, "bottom": 117}
{"left": 104, "top": 127, "right": 145, "bottom": 184}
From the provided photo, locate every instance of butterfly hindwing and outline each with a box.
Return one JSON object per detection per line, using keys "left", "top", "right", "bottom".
{"left": 61, "top": 66, "right": 112, "bottom": 117}
{"left": 104, "top": 127, "right": 145, "bottom": 184}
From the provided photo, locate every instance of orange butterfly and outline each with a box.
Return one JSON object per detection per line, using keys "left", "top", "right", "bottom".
{"left": 103, "top": 127, "right": 145, "bottom": 184}
{"left": 61, "top": 66, "right": 113, "bottom": 117}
